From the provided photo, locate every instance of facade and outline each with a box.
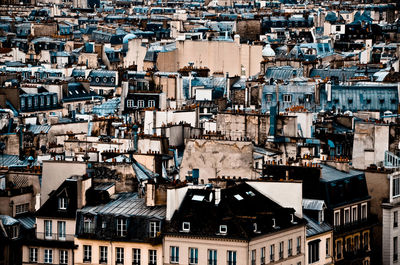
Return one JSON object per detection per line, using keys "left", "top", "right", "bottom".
{"left": 74, "top": 192, "right": 165, "bottom": 265}
{"left": 164, "top": 183, "right": 307, "bottom": 265}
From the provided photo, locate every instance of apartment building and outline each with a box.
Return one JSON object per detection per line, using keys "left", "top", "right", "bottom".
{"left": 164, "top": 183, "right": 306, "bottom": 265}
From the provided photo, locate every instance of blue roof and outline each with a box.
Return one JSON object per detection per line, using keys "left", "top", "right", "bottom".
{"left": 0, "top": 215, "right": 18, "bottom": 226}
{"left": 92, "top": 98, "right": 120, "bottom": 116}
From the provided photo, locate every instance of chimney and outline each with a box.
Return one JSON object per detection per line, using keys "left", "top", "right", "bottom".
{"left": 77, "top": 175, "right": 92, "bottom": 209}
{"left": 285, "top": 170, "right": 289, "bottom": 181}
{"left": 146, "top": 183, "right": 155, "bottom": 207}
{"left": 215, "top": 187, "right": 221, "bottom": 205}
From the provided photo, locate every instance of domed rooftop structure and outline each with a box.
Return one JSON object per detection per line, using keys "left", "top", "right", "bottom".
{"left": 262, "top": 43, "right": 275, "bottom": 57}
{"left": 123, "top": 34, "right": 137, "bottom": 44}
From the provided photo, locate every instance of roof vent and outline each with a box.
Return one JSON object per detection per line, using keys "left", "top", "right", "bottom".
{"left": 291, "top": 214, "right": 298, "bottom": 225}
{"left": 219, "top": 225, "right": 227, "bottom": 235}
{"left": 272, "top": 218, "right": 280, "bottom": 229}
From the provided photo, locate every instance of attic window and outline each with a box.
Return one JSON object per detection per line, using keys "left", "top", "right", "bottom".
{"left": 219, "top": 225, "right": 227, "bottom": 234}
{"left": 246, "top": 191, "right": 255, "bottom": 197}
{"left": 366, "top": 99, "right": 371, "bottom": 104}
{"left": 234, "top": 194, "right": 243, "bottom": 201}
{"left": 192, "top": 195, "right": 205, "bottom": 201}
{"left": 182, "top": 222, "right": 190, "bottom": 232}
{"left": 58, "top": 197, "right": 68, "bottom": 210}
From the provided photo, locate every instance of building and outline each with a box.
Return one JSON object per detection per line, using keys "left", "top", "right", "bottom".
{"left": 164, "top": 183, "right": 307, "bottom": 265}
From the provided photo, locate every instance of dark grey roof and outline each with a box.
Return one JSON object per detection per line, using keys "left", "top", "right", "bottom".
{"left": 303, "top": 199, "right": 325, "bottom": 211}
{"left": 17, "top": 215, "right": 36, "bottom": 230}
{"left": 304, "top": 215, "right": 332, "bottom": 237}
{"left": 79, "top": 192, "right": 166, "bottom": 219}
{"left": 320, "top": 165, "right": 363, "bottom": 182}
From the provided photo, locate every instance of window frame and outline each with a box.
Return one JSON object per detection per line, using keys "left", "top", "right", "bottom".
{"left": 116, "top": 247, "right": 124, "bottom": 265}
{"left": 227, "top": 250, "right": 237, "bottom": 265}
{"left": 29, "top": 248, "right": 38, "bottom": 263}
{"left": 99, "top": 246, "right": 108, "bottom": 264}
{"left": 170, "top": 246, "right": 179, "bottom": 264}
{"left": 208, "top": 249, "right": 217, "bottom": 265}
{"left": 117, "top": 218, "right": 127, "bottom": 237}
{"left": 133, "top": 248, "right": 141, "bottom": 265}
{"left": 44, "top": 249, "right": 53, "bottom": 264}
{"left": 59, "top": 250, "right": 68, "bottom": 265}
{"left": 83, "top": 245, "right": 92, "bottom": 263}
{"left": 189, "top": 247, "right": 198, "bottom": 265}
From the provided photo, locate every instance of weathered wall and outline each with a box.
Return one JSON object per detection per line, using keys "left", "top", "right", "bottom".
{"left": 179, "top": 139, "right": 255, "bottom": 182}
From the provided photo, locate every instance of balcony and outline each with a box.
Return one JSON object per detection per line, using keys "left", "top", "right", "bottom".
{"left": 36, "top": 232, "right": 75, "bottom": 241}
{"left": 333, "top": 216, "right": 377, "bottom": 234}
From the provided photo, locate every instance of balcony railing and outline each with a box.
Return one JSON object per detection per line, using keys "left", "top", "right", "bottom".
{"left": 36, "top": 232, "right": 75, "bottom": 241}
{"left": 333, "top": 217, "right": 376, "bottom": 233}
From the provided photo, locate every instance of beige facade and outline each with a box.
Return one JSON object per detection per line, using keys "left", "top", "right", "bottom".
{"left": 124, "top": 38, "right": 148, "bottom": 70}
{"left": 164, "top": 225, "right": 305, "bottom": 265}
{"left": 156, "top": 38, "right": 263, "bottom": 77}
{"left": 74, "top": 238, "right": 163, "bottom": 265}
{"left": 305, "top": 231, "right": 333, "bottom": 265}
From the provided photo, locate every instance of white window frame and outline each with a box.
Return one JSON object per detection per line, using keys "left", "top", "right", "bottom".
{"left": 393, "top": 177, "right": 400, "bottom": 198}
{"left": 83, "top": 245, "right": 91, "bottom": 262}
{"left": 138, "top": 100, "right": 145, "bottom": 108}
{"left": 133, "top": 248, "right": 140, "bottom": 265}
{"left": 361, "top": 203, "right": 368, "bottom": 220}
{"left": 189, "top": 247, "right": 198, "bottom": 265}
{"left": 149, "top": 221, "right": 160, "bottom": 238}
{"left": 148, "top": 100, "right": 155, "bottom": 108}
{"left": 59, "top": 250, "right": 68, "bottom": 265}
{"left": 127, "top": 99, "right": 134, "bottom": 108}
{"left": 45, "top": 220, "right": 52, "bottom": 239}
{"left": 170, "top": 246, "right": 179, "bottom": 263}
{"left": 149, "top": 249, "right": 157, "bottom": 265}
{"left": 29, "top": 248, "right": 38, "bottom": 263}
{"left": 334, "top": 210, "right": 341, "bottom": 227}
{"left": 83, "top": 217, "right": 93, "bottom": 234}
{"left": 227, "top": 250, "right": 237, "bottom": 265}
{"left": 58, "top": 221, "right": 66, "bottom": 240}
{"left": 208, "top": 249, "right": 217, "bottom": 265}
{"left": 219, "top": 225, "right": 227, "bottom": 234}
{"left": 344, "top": 208, "right": 350, "bottom": 224}
{"left": 117, "top": 218, "right": 127, "bottom": 237}
{"left": 116, "top": 247, "right": 124, "bottom": 265}
{"left": 352, "top": 205, "right": 358, "bottom": 223}
{"left": 182, "top": 222, "right": 190, "bottom": 232}
{"left": 100, "top": 246, "right": 108, "bottom": 264}
{"left": 326, "top": 238, "right": 330, "bottom": 257}
{"left": 16, "top": 203, "right": 29, "bottom": 215}
{"left": 283, "top": 94, "right": 292, "bottom": 103}
{"left": 44, "top": 249, "right": 53, "bottom": 264}
{"left": 58, "top": 197, "right": 68, "bottom": 210}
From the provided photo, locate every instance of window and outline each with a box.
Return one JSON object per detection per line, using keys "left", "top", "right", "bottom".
{"left": 318, "top": 210, "right": 324, "bottom": 223}
{"left": 344, "top": 208, "right": 350, "bottom": 224}
{"left": 116, "top": 247, "right": 124, "bottom": 265}
{"left": 270, "top": 244, "right": 275, "bottom": 262}
{"left": 395, "top": 211, "right": 398, "bottom": 228}
{"left": 149, "top": 250, "right": 157, "bottom": 265}
{"left": 84, "top": 217, "right": 94, "bottom": 234}
{"left": 208, "top": 249, "right": 217, "bottom": 265}
{"left": 279, "top": 241, "right": 284, "bottom": 260}
{"left": 189, "top": 248, "right": 198, "bottom": 264}
{"left": 219, "top": 225, "right": 227, "bottom": 234}
{"left": 40, "top": 96, "right": 44, "bottom": 106}
{"left": 83, "top": 245, "right": 91, "bottom": 262}
{"left": 352, "top": 206, "right": 358, "bottom": 223}
{"left": 334, "top": 210, "right": 340, "bottom": 226}
{"left": 326, "top": 238, "right": 330, "bottom": 257}
{"left": 283, "top": 94, "right": 292, "bottom": 103}
{"left": 361, "top": 203, "right": 367, "bottom": 220}
{"left": 354, "top": 235, "right": 359, "bottom": 250}
{"left": 29, "top": 248, "right": 38, "bottom": 263}
{"left": 395, "top": 237, "right": 398, "bottom": 262}
{"left": 394, "top": 177, "right": 400, "bottom": 197}
{"left": 45, "top": 220, "right": 52, "bottom": 239}
{"left": 336, "top": 25, "right": 341, "bottom": 31}
{"left": 127, "top": 99, "right": 134, "bottom": 108}
{"left": 148, "top": 100, "right": 155, "bottom": 108}
{"left": 53, "top": 95, "right": 57, "bottom": 105}
{"left": 58, "top": 221, "right": 66, "bottom": 240}
{"left": 149, "top": 221, "right": 160, "bottom": 238}
{"left": 346, "top": 237, "right": 352, "bottom": 253}
{"left": 44, "top": 249, "right": 53, "bottom": 264}
{"left": 227, "top": 250, "right": 236, "bottom": 265}
{"left": 138, "top": 100, "right": 145, "bottom": 108}
{"left": 59, "top": 250, "right": 68, "bottom": 265}
{"left": 266, "top": 94, "right": 273, "bottom": 102}
{"left": 288, "top": 239, "right": 293, "bottom": 256}
{"left": 133, "top": 248, "right": 140, "bottom": 265}
{"left": 170, "top": 246, "right": 179, "bottom": 263}
{"left": 308, "top": 240, "right": 320, "bottom": 263}
{"left": 363, "top": 232, "right": 369, "bottom": 250}
{"left": 21, "top": 98, "right": 25, "bottom": 109}
{"left": 34, "top": 97, "right": 38, "bottom": 107}
{"left": 117, "top": 218, "right": 127, "bottom": 237}
{"left": 182, "top": 222, "right": 190, "bottom": 232}
{"left": 58, "top": 197, "right": 68, "bottom": 210}
{"left": 15, "top": 203, "right": 29, "bottom": 214}
{"left": 251, "top": 249, "right": 256, "bottom": 265}
{"left": 100, "top": 246, "right": 108, "bottom": 263}
{"left": 336, "top": 240, "right": 342, "bottom": 259}
{"left": 297, "top": 236, "right": 301, "bottom": 254}
{"left": 11, "top": 225, "right": 18, "bottom": 239}
{"left": 260, "top": 247, "right": 265, "bottom": 265}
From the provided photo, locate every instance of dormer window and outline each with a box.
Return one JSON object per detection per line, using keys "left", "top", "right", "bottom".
{"left": 84, "top": 217, "right": 94, "bottom": 234}
{"left": 182, "top": 222, "right": 190, "bottom": 232}
{"left": 219, "top": 225, "right": 227, "bottom": 234}
{"left": 58, "top": 197, "right": 68, "bottom": 210}
{"left": 291, "top": 214, "right": 298, "bottom": 224}
{"left": 318, "top": 211, "right": 324, "bottom": 223}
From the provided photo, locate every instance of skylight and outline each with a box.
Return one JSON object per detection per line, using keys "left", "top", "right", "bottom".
{"left": 192, "top": 195, "right": 205, "bottom": 201}
{"left": 246, "top": 191, "right": 255, "bottom": 197}
{"left": 234, "top": 194, "right": 243, "bottom": 201}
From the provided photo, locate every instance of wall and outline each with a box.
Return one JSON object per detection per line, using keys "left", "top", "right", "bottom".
{"left": 143, "top": 110, "right": 197, "bottom": 135}
{"left": 74, "top": 238, "right": 163, "bottom": 265}
{"left": 247, "top": 181, "right": 303, "bottom": 218}
{"left": 305, "top": 231, "right": 333, "bottom": 265}
{"left": 156, "top": 39, "right": 263, "bottom": 77}
{"left": 124, "top": 38, "right": 147, "bottom": 70}
{"left": 41, "top": 161, "right": 86, "bottom": 206}
{"left": 179, "top": 139, "right": 255, "bottom": 182}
